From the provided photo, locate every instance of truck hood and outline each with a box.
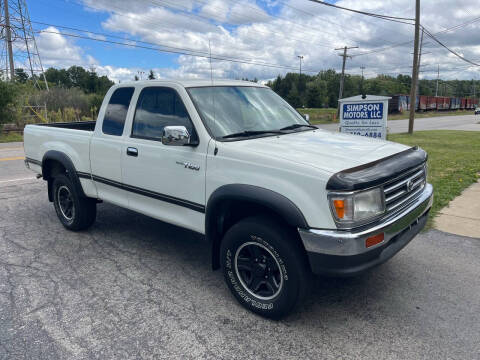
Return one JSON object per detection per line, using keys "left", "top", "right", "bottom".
{"left": 225, "top": 129, "right": 410, "bottom": 174}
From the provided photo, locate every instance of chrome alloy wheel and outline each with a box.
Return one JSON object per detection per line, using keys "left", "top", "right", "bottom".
{"left": 234, "top": 241, "right": 283, "bottom": 300}
{"left": 57, "top": 185, "right": 75, "bottom": 221}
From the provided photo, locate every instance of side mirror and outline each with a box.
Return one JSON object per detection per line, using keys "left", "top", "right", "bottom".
{"left": 162, "top": 126, "right": 191, "bottom": 146}
{"left": 303, "top": 113, "right": 310, "bottom": 123}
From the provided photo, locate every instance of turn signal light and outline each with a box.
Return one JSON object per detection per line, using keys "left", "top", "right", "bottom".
{"left": 333, "top": 199, "right": 345, "bottom": 219}
{"left": 365, "top": 233, "right": 385, "bottom": 248}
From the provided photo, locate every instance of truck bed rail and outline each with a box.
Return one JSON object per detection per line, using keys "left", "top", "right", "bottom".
{"left": 35, "top": 121, "right": 96, "bottom": 131}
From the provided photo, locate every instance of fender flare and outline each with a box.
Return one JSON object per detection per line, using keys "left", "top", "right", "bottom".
{"left": 206, "top": 184, "right": 309, "bottom": 269}
{"left": 42, "top": 150, "right": 87, "bottom": 200}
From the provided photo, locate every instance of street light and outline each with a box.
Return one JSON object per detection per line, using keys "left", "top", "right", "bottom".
{"left": 297, "top": 55, "right": 304, "bottom": 75}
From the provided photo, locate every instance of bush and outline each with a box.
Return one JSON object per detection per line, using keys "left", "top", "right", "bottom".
{"left": 28, "top": 87, "right": 90, "bottom": 114}
{"left": 0, "top": 81, "right": 19, "bottom": 125}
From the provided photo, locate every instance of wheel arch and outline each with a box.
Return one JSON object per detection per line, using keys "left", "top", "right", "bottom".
{"left": 206, "top": 184, "right": 309, "bottom": 270}
{"left": 42, "top": 150, "right": 87, "bottom": 201}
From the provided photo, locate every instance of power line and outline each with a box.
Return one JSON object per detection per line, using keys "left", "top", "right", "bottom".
{"left": 30, "top": 21, "right": 212, "bottom": 57}
{"left": 422, "top": 26, "right": 480, "bottom": 67}
{"left": 69, "top": 0, "right": 343, "bottom": 50}
{"left": 352, "top": 15, "right": 480, "bottom": 58}
{"left": 306, "top": 0, "right": 415, "bottom": 24}
{"left": 184, "top": 0, "right": 354, "bottom": 44}
{"left": 276, "top": 0, "right": 400, "bottom": 46}
{"left": 34, "top": 28, "right": 324, "bottom": 74}
{"left": 33, "top": 23, "right": 474, "bottom": 81}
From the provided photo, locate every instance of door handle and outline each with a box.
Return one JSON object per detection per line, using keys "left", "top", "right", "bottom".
{"left": 126, "top": 147, "right": 138, "bottom": 157}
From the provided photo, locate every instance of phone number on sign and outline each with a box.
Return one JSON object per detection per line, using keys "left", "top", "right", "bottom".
{"left": 347, "top": 131, "right": 383, "bottom": 138}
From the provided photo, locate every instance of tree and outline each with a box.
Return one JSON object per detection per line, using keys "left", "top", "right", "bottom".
{"left": 306, "top": 79, "right": 327, "bottom": 108}
{"left": 43, "top": 66, "right": 113, "bottom": 95}
{"left": 286, "top": 83, "right": 301, "bottom": 108}
{"left": 148, "top": 70, "right": 156, "bottom": 80}
{"left": 0, "top": 81, "right": 19, "bottom": 125}
{"left": 15, "top": 68, "right": 29, "bottom": 83}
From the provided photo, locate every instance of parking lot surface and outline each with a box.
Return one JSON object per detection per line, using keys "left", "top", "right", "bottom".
{"left": 0, "top": 173, "right": 479, "bottom": 359}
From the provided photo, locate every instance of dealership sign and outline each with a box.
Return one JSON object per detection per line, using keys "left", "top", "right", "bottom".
{"left": 339, "top": 95, "right": 391, "bottom": 140}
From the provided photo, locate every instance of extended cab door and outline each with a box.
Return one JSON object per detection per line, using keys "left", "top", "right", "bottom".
{"left": 90, "top": 86, "right": 135, "bottom": 207}
{"left": 121, "top": 85, "right": 207, "bottom": 233}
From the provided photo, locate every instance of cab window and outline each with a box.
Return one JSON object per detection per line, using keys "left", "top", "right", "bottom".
{"left": 131, "top": 87, "right": 196, "bottom": 141}
{"left": 102, "top": 87, "right": 134, "bottom": 136}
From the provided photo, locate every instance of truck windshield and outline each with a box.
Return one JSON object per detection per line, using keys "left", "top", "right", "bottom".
{"left": 187, "top": 86, "right": 309, "bottom": 139}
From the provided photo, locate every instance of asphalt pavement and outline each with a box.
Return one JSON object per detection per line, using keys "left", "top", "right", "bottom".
{"left": 1, "top": 141, "right": 480, "bottom": 359}
{"left": 317, "top": 113, "right": 480, "bottom": 133}
{"left": 0, "top": 142, "right": 34, "bottom": 184}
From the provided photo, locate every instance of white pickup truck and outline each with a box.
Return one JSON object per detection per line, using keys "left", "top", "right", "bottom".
{"left": 24, "top": 80, "right": 433, "bottom": 319}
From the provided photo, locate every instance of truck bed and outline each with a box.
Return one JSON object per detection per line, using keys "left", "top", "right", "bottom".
{"left": 24, "top": 121, "right": 96, "bottom": 177}
{"left": 35, "top": 121, "right": 96, "bottom": 131}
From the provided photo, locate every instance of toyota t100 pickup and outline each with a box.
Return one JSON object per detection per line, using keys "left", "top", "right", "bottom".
{"left": 24, "top": 80, "right": 433, "bottom": 319}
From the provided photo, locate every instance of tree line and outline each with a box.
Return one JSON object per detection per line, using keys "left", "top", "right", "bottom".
{"left": 267, "top": 71, "right": 480, "bottom": 108}
{"left": 0, "top": 66, "right": 115, "bottom": 127}
{"left": 2, "top": 66, "right": 480, "bottom": 129}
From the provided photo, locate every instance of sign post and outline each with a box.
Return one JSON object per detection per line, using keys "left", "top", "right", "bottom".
{"left": 339, "top": 95, "right": 391, "bottom": 140}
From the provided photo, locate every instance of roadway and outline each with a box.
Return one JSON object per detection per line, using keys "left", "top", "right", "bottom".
{"left": 0, "top": 140, "right": 480, "bottom": 358}
{"left": 0, "top": 142, "right": 35, "bottom": 184}
{"left": 317, "top": 113, "right": 480, "bottom": 133}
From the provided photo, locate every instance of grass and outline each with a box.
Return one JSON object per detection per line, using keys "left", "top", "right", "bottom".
{"left": 0, "top": 132, "right": 23, "bottom": 143}
{"left": 388, "top": 130, "right": 480, "bottom": 229}
{"left": 389, "top": 109, "right": 474, "bottom": 120}
{"left": 297, "top": 108, "right": 338, "bottom": 125}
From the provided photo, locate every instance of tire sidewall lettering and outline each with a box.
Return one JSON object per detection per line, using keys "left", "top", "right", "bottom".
{"left": 225, "top": 233, "right": 291, "bottom": 310}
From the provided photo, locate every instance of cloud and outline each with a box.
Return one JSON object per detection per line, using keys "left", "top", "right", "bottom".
{"left": 34, "top": 26, "right": 138, "bottom": 83}
{"left": 92, "top": 0, "right": 480, "bottom": 80}
{"left": 36, "top": 1, "right": 480, "bottom": 82}
{"left": 35, "top": 27, "right": 86, "bottom": 68}
{"left": 95, "top": 65, "right": 137, "bottom": 83}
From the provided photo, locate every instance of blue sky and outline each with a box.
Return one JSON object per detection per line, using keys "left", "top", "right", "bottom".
{"left": 26, "top": 0, "right": 480, "bottom": 82}
{"left": 30, "top": 0, "right": 178, "bottom": 70}
{"left": 29, "top": 0, "right": 290, "bottom": 74}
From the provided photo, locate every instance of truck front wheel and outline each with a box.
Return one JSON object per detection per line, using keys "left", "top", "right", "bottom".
{"left": 220, "top": 216, "right": 310, "bottom": 319}
{"left": 52, "top": 174, "right": 96, "bottom": 231}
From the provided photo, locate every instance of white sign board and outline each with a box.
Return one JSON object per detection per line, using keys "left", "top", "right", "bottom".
{"left": 339, "top": 95, "right": 390, "bottom": 140}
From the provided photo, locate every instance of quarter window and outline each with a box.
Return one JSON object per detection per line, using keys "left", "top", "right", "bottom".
{"left": 102, "top": 87, "right": 135, "bottom": 136}
{"left": 132, "top": 87, "right": 195, "bottom": 141}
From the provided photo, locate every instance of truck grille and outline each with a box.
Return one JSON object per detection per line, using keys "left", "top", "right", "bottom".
{"left": 383, "top": 164, "right": 426, "bottom": 213}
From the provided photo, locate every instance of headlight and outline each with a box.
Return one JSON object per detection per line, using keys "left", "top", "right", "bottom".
{"left": 329, "top": 188, "right": 385, "bottom": 228}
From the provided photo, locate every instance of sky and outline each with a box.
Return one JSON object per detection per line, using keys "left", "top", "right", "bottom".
{"left": 25, "top": 0, "right": 480, "bottom": 83}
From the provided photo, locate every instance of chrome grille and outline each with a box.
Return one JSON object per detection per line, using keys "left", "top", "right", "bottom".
{"left": 383, "top": 164, "right": 426, "bottom": 213}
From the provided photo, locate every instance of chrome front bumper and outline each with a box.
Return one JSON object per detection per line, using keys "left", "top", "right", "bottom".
{"left": 299, "top": 183, "right": 433, "bottom": 275}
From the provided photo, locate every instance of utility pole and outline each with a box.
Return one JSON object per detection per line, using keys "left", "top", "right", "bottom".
{"left": 336, "top": 46, "right": 358, "bottom": 102}
{"left": 3, "top": 0, "right": 15, "bottom": 81}
{"left": 415, "top": 27, "right": 424, "bottom": 97}
{"left": 408, "top": 0, "right": 420, "bottom": 135}
{"left": 435, "top": 64, "right": 439, "bottom": 97}
{"left": 297, "top": 55, "right": 304, "bottom": 75}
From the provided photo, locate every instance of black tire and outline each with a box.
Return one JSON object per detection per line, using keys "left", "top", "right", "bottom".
{"left": 220, "top": 216, "right": 310, "bottom": 319}
{"left": 52, "top": 174, "right": 96, "bottom": 231}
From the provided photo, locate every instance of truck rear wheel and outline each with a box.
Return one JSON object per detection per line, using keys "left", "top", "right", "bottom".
{"left": 220, "top": 216, "right": 310, "bottom": 319}
{"left": 52, "top": 174, "right": 96, "bottom": 231}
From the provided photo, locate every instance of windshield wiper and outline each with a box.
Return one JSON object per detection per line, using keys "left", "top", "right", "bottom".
{"left": 279, "top": 124, "right": 318, "bottom": 131}
{"left": 222, "top": 130, "right": 283, "bottom": 139}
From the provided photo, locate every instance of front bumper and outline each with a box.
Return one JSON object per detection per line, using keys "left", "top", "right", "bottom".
{"left": 299, "top": 183, "right": 433, "bottom": 276}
